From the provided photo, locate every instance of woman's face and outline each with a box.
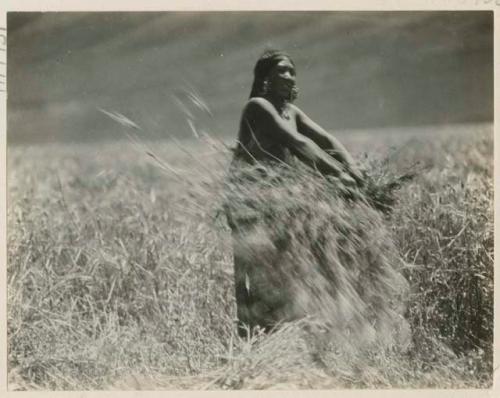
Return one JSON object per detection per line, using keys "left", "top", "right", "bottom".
{"left": 267, "top": 58, "right": 297, "bottom": 100}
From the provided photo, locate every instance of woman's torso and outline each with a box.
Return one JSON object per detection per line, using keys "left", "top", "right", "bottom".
{"left": 233, "top": 101, "right": 298, "bottom": 164}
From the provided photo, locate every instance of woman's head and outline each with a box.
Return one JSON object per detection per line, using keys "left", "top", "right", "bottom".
{"left": 249, "top": 50, "right": 299, "bottom": 102}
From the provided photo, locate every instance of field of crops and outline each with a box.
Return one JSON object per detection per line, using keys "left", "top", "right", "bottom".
{"left": 7, "top": 123, "right": 493, "bottom": 390}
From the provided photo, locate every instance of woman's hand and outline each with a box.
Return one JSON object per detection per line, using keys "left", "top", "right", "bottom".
{"left": 340, "top": 172, "right": 357, "bottom": 187}
{"left": 348, "top": 167, "right": 365, "bottom": 188}
{"left": 330, "top": 172, "right": 362, "bottom": 202}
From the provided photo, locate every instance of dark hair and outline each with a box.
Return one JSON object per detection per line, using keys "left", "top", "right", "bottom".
{"left": 249, "top": 49, "right": 296, "bottom": 99}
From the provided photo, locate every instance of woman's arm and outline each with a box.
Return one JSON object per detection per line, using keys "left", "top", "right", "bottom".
{"left": 243, "top": 98, "right": 346, "bottom": 178}
{"left": 294, "top": 106, "right": 363, "bottom": 184}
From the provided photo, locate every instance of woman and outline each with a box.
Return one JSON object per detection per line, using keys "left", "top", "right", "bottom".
{"left": 228, "top": 50, "right": 365, "bottom": 337}
{"left": 232, "top": 50, "right": 363, "bottom": 186}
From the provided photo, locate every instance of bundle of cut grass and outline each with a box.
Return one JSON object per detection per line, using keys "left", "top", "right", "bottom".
{"left": 222, "top": 159, "right": 411, "bottom": 351}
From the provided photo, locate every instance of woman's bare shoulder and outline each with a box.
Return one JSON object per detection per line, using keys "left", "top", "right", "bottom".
{"left": 243, "top": 97, "right": 276, "bottom": 115}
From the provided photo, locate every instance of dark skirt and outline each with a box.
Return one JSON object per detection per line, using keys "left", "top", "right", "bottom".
{"left": 225, "top": 161, "right": 297, "bottom": 337}
{"left": 231, "top": 220, "right": 295, "bottom": 336}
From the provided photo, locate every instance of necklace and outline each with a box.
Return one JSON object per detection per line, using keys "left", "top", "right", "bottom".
{"left": 264, "top": 95, "right": 291, "bottom": 120}
{"left": 276, "top": 102, "right": 291, "bottom": 120}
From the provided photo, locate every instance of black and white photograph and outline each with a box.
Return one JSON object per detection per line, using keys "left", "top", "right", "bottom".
{"left": 5, "top": 8, "right": 495, "bottom": 391}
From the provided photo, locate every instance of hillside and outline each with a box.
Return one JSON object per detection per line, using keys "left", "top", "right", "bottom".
{"left": 8, "top": 11, "right": 493, "bottom": 143}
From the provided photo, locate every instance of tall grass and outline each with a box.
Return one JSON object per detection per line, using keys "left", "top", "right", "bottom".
{"left": 391, "top": 131, "right": 494, "bottom": 384}
{"left": 222, "top": 158, "right": 410, "bottom": 348}
{"left": 7, "top": 125, "right": 493, "bottom": 389}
